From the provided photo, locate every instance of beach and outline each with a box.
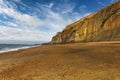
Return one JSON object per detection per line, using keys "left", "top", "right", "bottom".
{"left": 0, "top": 41, "right": 120, "bottom": 80}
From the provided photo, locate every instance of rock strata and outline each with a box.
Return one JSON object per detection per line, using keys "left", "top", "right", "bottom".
{"left": 51, "top": 1, "right": 120, "bottom": 44}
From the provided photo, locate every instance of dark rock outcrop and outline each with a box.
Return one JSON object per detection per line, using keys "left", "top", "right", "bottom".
{"left": 51, "top": 1, "right": 120, "bottom": 44}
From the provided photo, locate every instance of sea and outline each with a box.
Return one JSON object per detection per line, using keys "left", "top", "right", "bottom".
{"left": 0, "top": 44, "right": 40, "bottom": 53}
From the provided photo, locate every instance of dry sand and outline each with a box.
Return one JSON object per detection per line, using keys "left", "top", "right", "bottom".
{"left": 0, "top": 41, "right": 120, "bottom": 80}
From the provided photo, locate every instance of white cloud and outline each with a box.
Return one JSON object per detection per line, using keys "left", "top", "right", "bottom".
{"left": 55, "top": 0, "right": 75, "bottom": 14}
{"left": 111, "top": 0, "right": 116, "bottom": 3}
{"left": 0, "top": 6, "right": 43, "bottom": 28}
{"left": 79, "top": 5, "right": 86, "bottom": 9}
{"left": 14, "top": 0, "right": 21, "bottom": 2}
{"left": 0, "top": 0, "right": 91, "bottom": 42}
{"left": 96, "top": 0, "right": 105, "bottom": 6}
{"left": 0, "top": 26, "right": 51, "bottom": 41}
{"left": 8, "top": 22, "right": 17, "bottom": 27}
{"left": 48, "top": 3, "right": 54, "bottom": 8}
{"left": 111, "top": 0, "right": 114, "bottom": 3}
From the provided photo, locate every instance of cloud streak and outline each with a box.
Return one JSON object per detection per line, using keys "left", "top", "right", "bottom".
{"left": 0, "top": 0, "right": 91, "bottom": 42}
{"left": 96, "top": 0, "right": 106, "bottom": 6}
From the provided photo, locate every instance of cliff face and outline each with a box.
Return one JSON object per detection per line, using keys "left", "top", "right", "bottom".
{"left": 51, "top": 2, "right": 120, "bottom": 44}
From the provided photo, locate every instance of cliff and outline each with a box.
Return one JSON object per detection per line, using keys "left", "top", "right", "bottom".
{"left": 51, "top": 1, "right": 120, "bottom": 44}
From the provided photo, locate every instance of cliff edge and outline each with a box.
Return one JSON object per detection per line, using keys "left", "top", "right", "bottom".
{"left": 51, "top": 1, "right": 120, "bottom": 44}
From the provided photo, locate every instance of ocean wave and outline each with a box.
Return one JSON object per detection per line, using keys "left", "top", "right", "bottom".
{"left": 0, "top": 45, "right": 40, "bottom": 53}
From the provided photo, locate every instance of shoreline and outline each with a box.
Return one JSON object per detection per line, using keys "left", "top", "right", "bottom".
{"left": 0, "top": 41, "right": 120, "bottom": 54}
{"left": 0, "top": 45, "right": 41, "bottom": 54}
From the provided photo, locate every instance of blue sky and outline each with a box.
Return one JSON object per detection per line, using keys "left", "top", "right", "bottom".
{"left": 0, "top": 0, "right": 115, "bottom": 42}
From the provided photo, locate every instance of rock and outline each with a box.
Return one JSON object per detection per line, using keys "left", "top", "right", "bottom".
{"left": 51, "top": 1, "right": 120, "bottom": 44}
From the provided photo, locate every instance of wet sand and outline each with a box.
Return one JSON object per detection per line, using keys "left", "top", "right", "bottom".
{"left": 0, "top": 41, "right": 120, "bottom": 80}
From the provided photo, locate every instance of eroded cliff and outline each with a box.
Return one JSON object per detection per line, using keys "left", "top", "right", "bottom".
{"left": 51, "top": 1, "right": 120, "bottom": 44}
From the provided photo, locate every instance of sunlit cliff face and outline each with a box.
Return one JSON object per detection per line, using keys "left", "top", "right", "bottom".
{"left": 51, "top": 1, "right": 120, "bottom": 43}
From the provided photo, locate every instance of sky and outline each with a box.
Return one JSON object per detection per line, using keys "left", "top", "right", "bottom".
{"left": 0, "top": 0, "right": 116, "bottom": 43}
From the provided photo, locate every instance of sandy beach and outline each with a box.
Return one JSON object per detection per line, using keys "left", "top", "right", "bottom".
{"left": 0, "top": 41, "right": 120, "bottom": 80}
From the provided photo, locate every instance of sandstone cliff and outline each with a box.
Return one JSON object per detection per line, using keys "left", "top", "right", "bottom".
{"left": 51, "top": 1, "right": 120, "bottom": 44}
